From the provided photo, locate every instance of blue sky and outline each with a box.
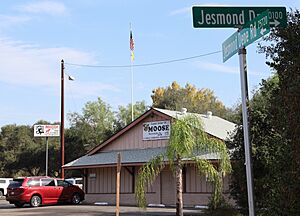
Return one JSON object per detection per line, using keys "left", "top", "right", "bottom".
{"left": 0, "top": 0, "right": 299, "bottom": 127}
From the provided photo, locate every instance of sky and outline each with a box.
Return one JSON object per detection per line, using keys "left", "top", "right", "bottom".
{"left": 0, "top": 0, "right": 299, "bottom": 127}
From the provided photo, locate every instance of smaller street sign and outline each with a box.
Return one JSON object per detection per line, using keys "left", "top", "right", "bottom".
{"left": 238, "top": 10, "right": 270, "bottom": 48}
{"left": 34, "top": 125, "right": 60, "bottom": 137}
{"left": 222, "top": 31, "right": 238, "bottom": 62}
{"left": 222, "top": 11, "right": 270, "bottom": 62}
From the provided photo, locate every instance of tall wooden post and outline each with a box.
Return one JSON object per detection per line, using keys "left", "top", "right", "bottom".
{"left": 116, "top": 153, "right": 121, "bottom": 216}
{"left": 60, "top": 59, "right": 65, "bottom": 179}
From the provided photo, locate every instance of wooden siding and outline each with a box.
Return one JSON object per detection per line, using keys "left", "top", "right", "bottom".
{"left": 87, "top": 166, "right": 159, "bottom": 194}
{"left": 84, "top": 165, "right": 231, "bottom": 206}
{"left": 87, "top": 167, "right": 134, "bottom": 194}
{"left": 101, "top": 115, "right": 170, "bottom": 152}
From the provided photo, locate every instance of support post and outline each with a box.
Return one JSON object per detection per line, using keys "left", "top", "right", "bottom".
{"left": 45, "top": 137, "right": 49, "bottom": 176}
{"left": 60, "top": 59, "right": 65, "bottom": 179}
{"left": 238, "top": 48, "right": 255, "bottom": 216}
{"left": 116, "top": 153, "right": 121, "bottom": 216}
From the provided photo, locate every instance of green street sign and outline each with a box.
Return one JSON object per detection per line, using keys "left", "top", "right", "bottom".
{"left": 192, "top": 6, "right": 286, "bottom": 28}
{"left": 238, "top": 11, "right": 270, "bottom": 49}
{"left": 222, "top": 31, "right": 238, "bottom": 62}
{"left": 222, "top": 11, "right": 270, "bottom": 62}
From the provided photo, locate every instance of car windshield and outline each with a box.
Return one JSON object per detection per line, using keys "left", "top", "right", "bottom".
{"left": 8, "top": 179, "right": 24, "bottom": 188}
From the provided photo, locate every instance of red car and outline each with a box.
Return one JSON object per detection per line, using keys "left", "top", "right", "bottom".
{"left": 6, "top": 176, "right": 85, "bottom": 207}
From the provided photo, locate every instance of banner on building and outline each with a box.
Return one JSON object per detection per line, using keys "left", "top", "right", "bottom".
{"left": 143, "top": 120, "right": 170, "bottom": 140}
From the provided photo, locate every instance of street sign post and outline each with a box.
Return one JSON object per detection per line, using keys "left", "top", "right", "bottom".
{"left": 222, "top": 11, "right": 270, "bottom": 62}
{"left": 192, "top": 6, "right": 286, "bottom": 28}
{"left": 192, "top": 6, "right": 287, "bottom": 215}
{"left": 34, "top": 124, "right": 60, "bottom": 176}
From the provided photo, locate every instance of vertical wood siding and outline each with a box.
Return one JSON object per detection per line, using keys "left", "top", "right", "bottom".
{"left": 101, "top": 115, "right": 170, "bottom": 152}
{"left": 87, "top": 167, "right": 134, "bottom": 194}
{"left": 85, "top": 165, "right": 231, "bottom": 206}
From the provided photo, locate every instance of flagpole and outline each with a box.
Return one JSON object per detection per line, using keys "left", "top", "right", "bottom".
{"left": 131, "top": 56, "right": 134, "bottom": 122}
{"left": 130, "top": 23, "right": 134, "bottom": 122}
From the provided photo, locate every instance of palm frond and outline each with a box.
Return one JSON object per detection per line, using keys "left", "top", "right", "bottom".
{"left": 194, "top": 158, "right": 223, "bottom": 209}
{"left": 135, "top": 154, "right": 165, "bottom": 208}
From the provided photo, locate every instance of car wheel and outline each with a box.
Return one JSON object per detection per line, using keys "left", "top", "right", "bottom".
{"left": 30, "top": 195, "right": 42, "bottom": 207}
{"left": 0, "top": 190, "right": 3, "bottom": 197}
{"left": 71, "top": 193, "right": 81, "bottom": 204}
{"left": 14, "top": 202, "right": 24, "bottom": 208}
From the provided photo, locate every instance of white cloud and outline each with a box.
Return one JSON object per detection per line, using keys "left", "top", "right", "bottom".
{"left": 65, "top": 81, "right": 120, "bottom": 99}
{"left": 16, "top": 1, "right": 67, "bottom": 16}
{"left": 0, "top": 15, "right": 31, "bottom": 28}
{"left": 169, "top": 7, "right": 191, "bottom": 16}
{"left": 169, "top": 3, "right": 228, "bottom": 16}
{"left": 0, "top": 37, "right": 119, "bottom": 97}
{"left": 0, "top": 38, "right": 88, "bottom": 85}
{"left": 196, "top": 61, "right": 260, "bottom": 76}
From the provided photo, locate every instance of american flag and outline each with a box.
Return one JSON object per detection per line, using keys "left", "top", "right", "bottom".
{"left": 130, "top": 30, "right": 134, "bottom": 61}
{"left": 130, "top": 30, "right": 134, "bottom": 51}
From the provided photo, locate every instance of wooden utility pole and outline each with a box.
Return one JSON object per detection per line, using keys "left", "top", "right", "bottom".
{"left": 60, "top": 59, "right": 65, "bottom": 179}
{"left": 116, "top": 153, "right": 121, "bottom": 216}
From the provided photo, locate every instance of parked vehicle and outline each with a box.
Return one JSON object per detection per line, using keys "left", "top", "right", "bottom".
{"left": 6, "top": 176, "right": 85, "bottom": 208}
{"left": 0, "top": 178, "right": 13, "bottom": 197}
{"left": 65, "top": 178, "right": 83, "bottom": 189}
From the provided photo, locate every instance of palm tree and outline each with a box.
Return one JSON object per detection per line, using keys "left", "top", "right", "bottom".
{"left": 135, "top": 114, "right": 232, "bottom": 216}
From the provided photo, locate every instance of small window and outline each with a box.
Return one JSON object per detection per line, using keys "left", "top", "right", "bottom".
{"left": 65, "top": 179, "right": 75, "bottom": 184}
{"left": 8, "top": 179, "right": 24, "bottom": 188}
{"left": 41, "top": 179, "right": 55, "bottom": 186}
{"left": 27, "top": 179, "right": 40, "bottom": 186}
{"left": 41, "top": 178, "right": 53, "bottom": 186}
{"left": 0, "top": 180, "right": 5, "bottom": 183}
{"left": 57, "top": 180, "right": 71, "bottom": 187}
{"left": 75, "top": 179, "right": 83, "bottom": 184}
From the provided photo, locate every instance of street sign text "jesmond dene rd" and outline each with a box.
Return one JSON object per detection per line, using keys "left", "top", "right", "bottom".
{"left": 222, "top": 11, "right": 270, "bottom": 62}
{"left": 192, "top": 6, "right": 286, "bottom": 28}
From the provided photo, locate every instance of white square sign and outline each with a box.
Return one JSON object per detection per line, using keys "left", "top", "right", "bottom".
{"left": 34, "top": 125, "right": 60, "bottom": 137}
{"left": 143, "top": 120, "right": 170, "bottom": 140}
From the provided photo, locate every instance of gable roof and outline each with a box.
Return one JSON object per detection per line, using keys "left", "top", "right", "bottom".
{"left": 87, "top": 107, "right": 172, "bottom": 155}
{"left": 87, "top": 107, "right": 236, "bottom": 156}
{"left": 153, "top": 108, "right": 236, "bottom": 141}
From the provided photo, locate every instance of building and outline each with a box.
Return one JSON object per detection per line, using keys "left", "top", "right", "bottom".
{"left": 64, "top": 107, "right": 236, "bottom": 206}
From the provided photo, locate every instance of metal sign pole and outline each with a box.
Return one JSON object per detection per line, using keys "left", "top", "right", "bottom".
{"left": 239, "top": 47, "right": 255, "bottom": 216}
{"left": 46, "top": 137, "right": 49, "bottom": 177}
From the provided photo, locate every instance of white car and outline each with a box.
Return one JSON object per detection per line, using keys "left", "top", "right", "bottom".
{"left": 0, "top": 178, "right": 13, "bottom": 197}
{"left": 65, "top": 178, "right": 83, "bottom": 189}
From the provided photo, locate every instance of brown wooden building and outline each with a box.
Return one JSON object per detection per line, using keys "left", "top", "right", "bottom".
{"left": 64, "top": 108, "right": 236, "bottom": 207}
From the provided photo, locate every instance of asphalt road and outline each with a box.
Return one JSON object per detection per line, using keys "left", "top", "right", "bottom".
{"left": 0, "top": 199, "right": 204, "bottom": 216}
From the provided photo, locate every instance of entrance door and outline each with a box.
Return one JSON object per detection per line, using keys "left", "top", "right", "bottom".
{"left": 161, "top": 169, "right": 176, "bottom": 205}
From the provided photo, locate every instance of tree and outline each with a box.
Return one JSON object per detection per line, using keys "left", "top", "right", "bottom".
{"left": 230, "top": 10, "right": 300, "bottom": 215}
{"left": 67, "top": 97, "right": 116, "bottom": 151}
{"left": 115, "top": 101, "right": 148, "bottom": 130}
{"left": 135, "top": 115, "right": 231, "bottom": 216}
{"left": 0, "top": 122, "right": 60, "bottom": 177}
{"left": 228, "top": 76, "right": 283, "bottom": 214}
{"left": 151, "top": 81, "right": 231, "bottom": 120}
{"left": 257, "top": 10, "right": 300, "bottom": 215}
